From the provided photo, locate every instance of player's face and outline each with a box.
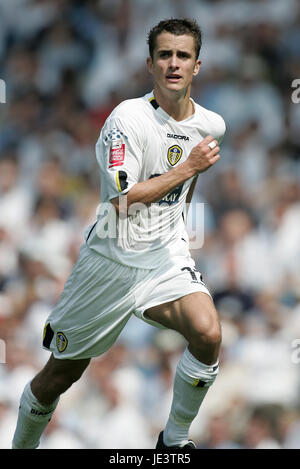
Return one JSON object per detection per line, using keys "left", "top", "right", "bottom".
{"left": 147, "top": 32, "right": 201, "bottom": 94}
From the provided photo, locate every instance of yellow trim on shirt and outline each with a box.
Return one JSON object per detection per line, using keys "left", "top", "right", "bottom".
{"left": 116, "top": 171, "right": 122, "bottom": 192}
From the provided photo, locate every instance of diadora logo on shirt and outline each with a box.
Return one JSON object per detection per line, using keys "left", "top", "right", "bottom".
{"left": 167, "top": 133, "right": 189, "bottom": 141}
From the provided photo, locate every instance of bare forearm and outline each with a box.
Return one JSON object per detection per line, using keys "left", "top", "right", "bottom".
{"left": 127, "top": 135, "right": 220, "bottom": 208}
{"left": 112, "top": 160, "right": 195, "bottom": 212}
{"left": 128, "top": 161, "right": 194, "bottom": 205}
{"left": 111, "top": 135, "right": 220, "bottom": 213}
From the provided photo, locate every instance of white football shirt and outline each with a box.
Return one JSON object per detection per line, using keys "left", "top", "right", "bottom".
{"left": 86, "top": 91, "right": 226, "bottom": 269}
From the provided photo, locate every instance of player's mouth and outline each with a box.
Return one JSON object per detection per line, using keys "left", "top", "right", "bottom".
{"left": 166, "top": 74, "right": 182, "bottom": 82}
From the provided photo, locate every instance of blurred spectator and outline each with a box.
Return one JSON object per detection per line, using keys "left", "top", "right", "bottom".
{"left": 242, "top": 404, "right": 284, "bottom": 449}
{"left": 0, "top": 154, "right": 33, "bottom": 241}
{"left": 199, "top": 414, "right": 242, "bottom": 449}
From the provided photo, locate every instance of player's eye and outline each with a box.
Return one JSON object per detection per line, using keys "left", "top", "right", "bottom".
{"left": 159, "top": 51, "right": 171, "bottom": 58}
{"left": 177, "top": 52, "right": 190, "bottom": 59}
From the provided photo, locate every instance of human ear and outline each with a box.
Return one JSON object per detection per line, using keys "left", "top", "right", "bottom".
{"left": 146, "top": 56, "right": 154, "bottom": 75}
{"left": 193, "top": 59, "right": 201, "bottom": 76}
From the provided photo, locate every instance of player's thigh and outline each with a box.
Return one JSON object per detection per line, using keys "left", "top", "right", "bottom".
{"left": 144, "top": 291, "right": 221, "bottom": 344}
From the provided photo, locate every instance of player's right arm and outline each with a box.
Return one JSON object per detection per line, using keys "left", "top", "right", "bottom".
{"left": 96, "top": 112, "right": 220, "bottom": 216}
{"left": 111, "top": 135, "right": 220, "bottom": 215}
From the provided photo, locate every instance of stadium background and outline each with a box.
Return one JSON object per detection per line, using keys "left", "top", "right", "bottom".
{"left": 0, "top": 0, "right": 300, "bottom": 449}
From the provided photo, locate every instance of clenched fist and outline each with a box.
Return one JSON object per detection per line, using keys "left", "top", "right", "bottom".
{"left": 186, "top": 135, "right": 220, "bottom": 175}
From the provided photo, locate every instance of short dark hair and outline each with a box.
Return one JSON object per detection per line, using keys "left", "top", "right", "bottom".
{"left": 147, "top": 18, "right": 202, "bottom": 60}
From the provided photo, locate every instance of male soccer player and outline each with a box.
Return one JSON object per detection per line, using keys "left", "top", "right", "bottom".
{"left": 12, "top": 18, "right": 225, "bottom": 449}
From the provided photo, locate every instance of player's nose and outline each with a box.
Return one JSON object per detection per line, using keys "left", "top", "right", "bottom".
{"left": 168, "top": 54, "right": 179, "bottom": 69}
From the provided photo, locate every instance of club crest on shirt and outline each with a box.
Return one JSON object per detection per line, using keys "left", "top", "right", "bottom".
{"left": 167, "top": 145, "right": 182, "bottom": 166}
{"left": 56, "top": 332, "right": 68, "bottom": 353}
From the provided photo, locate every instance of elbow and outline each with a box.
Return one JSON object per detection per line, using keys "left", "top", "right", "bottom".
{"left": 110, "top": 195, "right": 131, "bottom": 217}
{"left": 110, "top": 192, "right": 147, "bottom": 218}
{"left": 110, "top": 197, "right": 120, "bottom": 215}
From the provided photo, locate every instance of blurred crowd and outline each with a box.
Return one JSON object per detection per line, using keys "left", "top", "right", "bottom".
{"left": 0, "top": 0, "right": 300, "bottom": 449}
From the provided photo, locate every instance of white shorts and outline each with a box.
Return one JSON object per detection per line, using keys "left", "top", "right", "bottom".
{"left": 43, "top": 243, "right": 211, "bottom": 359}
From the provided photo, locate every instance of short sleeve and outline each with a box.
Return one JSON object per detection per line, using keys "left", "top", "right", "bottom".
{"left": 96, "top": 115, "right": 143, "bottom": 201}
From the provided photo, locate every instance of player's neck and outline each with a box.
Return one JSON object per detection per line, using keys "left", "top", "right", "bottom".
{"left": 153, "top": 87, "right": 194, "bottom": 122}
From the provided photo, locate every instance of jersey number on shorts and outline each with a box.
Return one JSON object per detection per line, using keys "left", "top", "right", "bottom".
{"left": 181, "top": 266, "right": 204, "bottom": 284}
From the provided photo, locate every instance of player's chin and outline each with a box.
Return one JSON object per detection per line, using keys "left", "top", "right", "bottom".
{"left": 164, "top": 80, "right": 185, "bottom": 91}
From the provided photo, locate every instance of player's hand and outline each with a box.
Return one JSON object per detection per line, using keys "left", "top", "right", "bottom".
{"left": 186, "top": 135, "right": 220, "bottom": 175}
